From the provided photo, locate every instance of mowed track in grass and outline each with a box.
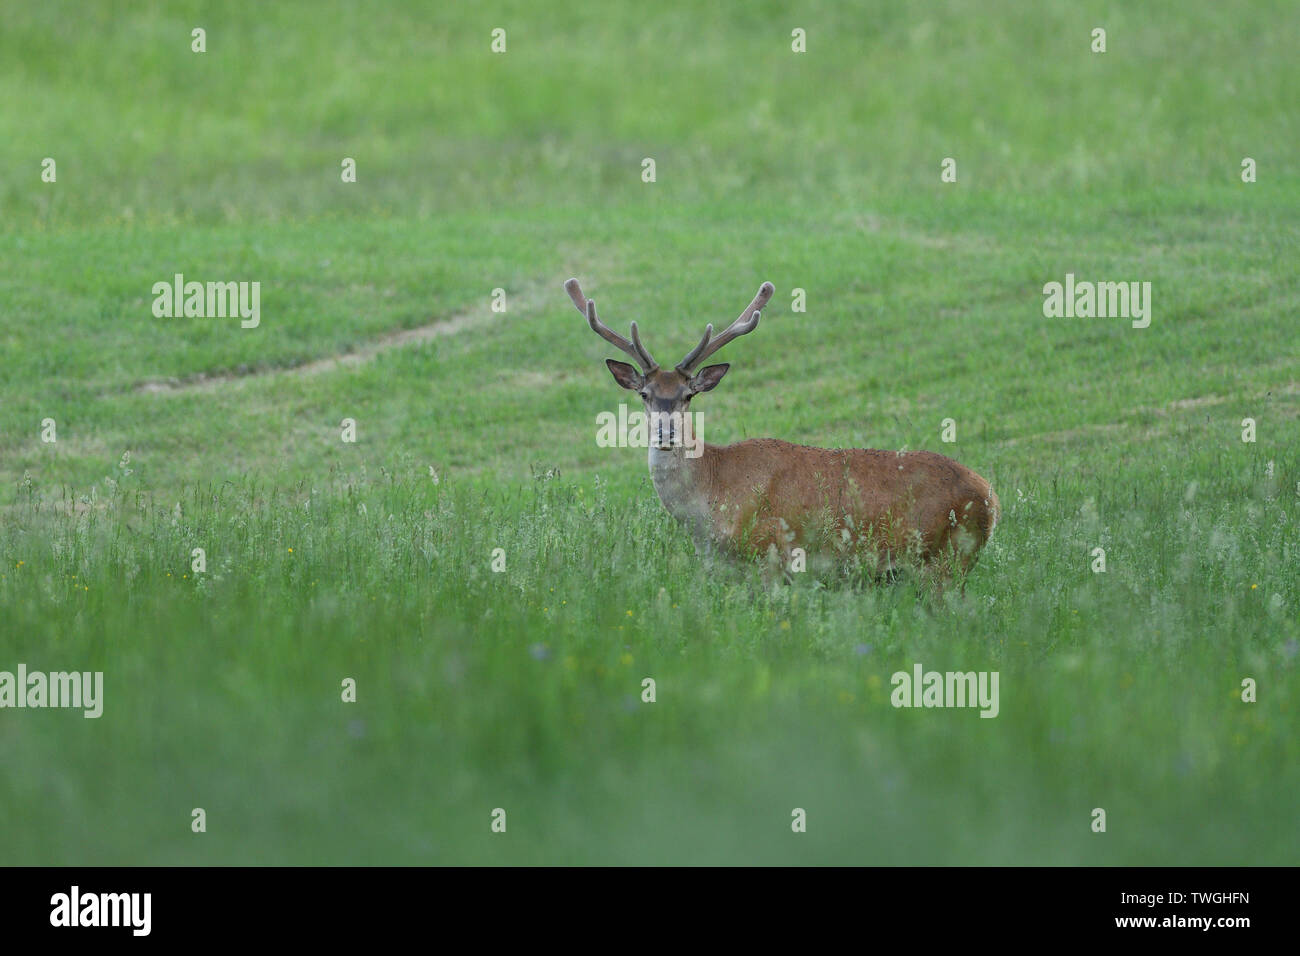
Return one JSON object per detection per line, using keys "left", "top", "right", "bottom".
{"left": 1, "top": 1, "right": 1298, "bottom": 863}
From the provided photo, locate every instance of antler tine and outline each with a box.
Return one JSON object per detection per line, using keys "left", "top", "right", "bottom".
{"left": 676, "top": 324, "right": 714, "bottom": 372}
{"left": 585, "top": 299, "right": 639, "bottom": 363}
{"left": 564, "top": 277, "right": 589, "bottom": 315}
{"left": 677, "top": 281, "right": 773, "bottom": 373}
{"left": 567, "top": 278, "right": 658, "bottom": 372}
{"left": 629, "top": 321, "right": 657, "bottom": 372}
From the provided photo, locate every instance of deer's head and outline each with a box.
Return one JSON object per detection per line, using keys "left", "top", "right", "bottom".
{"left": 567, "top": 277, "right": 773, "bottom": 449}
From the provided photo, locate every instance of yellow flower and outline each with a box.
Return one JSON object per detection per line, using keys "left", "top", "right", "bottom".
{"left": 625, "top": 610, "right": 633, "bottom": 617}
{"left": 619, "top": 653, "right": 634, "bottom": 666}
{"left": 1251, "top": 584, "right": 1258, "bottom": 590}
{"left": 288, "top": 548, "right": 294, "bottom": 553}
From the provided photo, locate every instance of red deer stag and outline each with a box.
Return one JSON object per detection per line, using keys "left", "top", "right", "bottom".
{"left": 568, "top": 278, "right": 1000, "bottom": 586}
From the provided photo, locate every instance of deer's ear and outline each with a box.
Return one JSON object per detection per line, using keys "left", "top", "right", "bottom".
{"left": 605, "top": 359, "right": 644, "bottom": 390}
{"left": 690, "top": 364, "right": 729, "bottom": 393}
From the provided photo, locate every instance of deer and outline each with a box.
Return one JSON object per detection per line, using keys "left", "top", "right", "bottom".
{"left": 567, "top": 277, "right": 1000, "bottom": 589}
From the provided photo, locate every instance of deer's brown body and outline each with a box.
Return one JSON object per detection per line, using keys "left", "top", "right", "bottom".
{"left": 650, "top": 440, "right": 998, "bottom": 575}
{"left": 568, "top": 277, "right": 1000, "bottom": 582}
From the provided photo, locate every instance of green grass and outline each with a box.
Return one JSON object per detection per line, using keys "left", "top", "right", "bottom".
{"left": 1, "top": 0, "right": 1298, "bottom": 864}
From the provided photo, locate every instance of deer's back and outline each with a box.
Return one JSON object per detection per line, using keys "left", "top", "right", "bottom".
{"left": 705, "top": 439, "right": 999, "bottom": 563}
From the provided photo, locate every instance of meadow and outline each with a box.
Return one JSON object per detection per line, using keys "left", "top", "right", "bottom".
{"left": 0, "top": 0, "right": 1297, "bottom": 864}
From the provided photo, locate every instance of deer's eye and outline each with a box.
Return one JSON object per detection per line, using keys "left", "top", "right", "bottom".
{"left": 638, "top": 391, "right": 649, "bottom": 399}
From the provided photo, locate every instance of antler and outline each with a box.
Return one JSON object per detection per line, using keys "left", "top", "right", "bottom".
{"left": 676, "top": 281, "right": 773, "bottom": 373}
{"left": 565, "top": 278, "right": 658, "bottom": 373}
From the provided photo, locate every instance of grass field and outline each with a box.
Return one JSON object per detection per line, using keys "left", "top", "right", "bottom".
{"left": 1, "top": 0, "right": 1298, "bottom": 864}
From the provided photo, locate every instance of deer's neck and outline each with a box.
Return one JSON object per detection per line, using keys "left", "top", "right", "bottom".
{"left": 647, "top": 445, "right": 714, "bottom": 535}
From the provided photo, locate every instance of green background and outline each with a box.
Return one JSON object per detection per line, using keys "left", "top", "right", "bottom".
{"left": 0, "top": 0, "right": 1296, "bottom": 863}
